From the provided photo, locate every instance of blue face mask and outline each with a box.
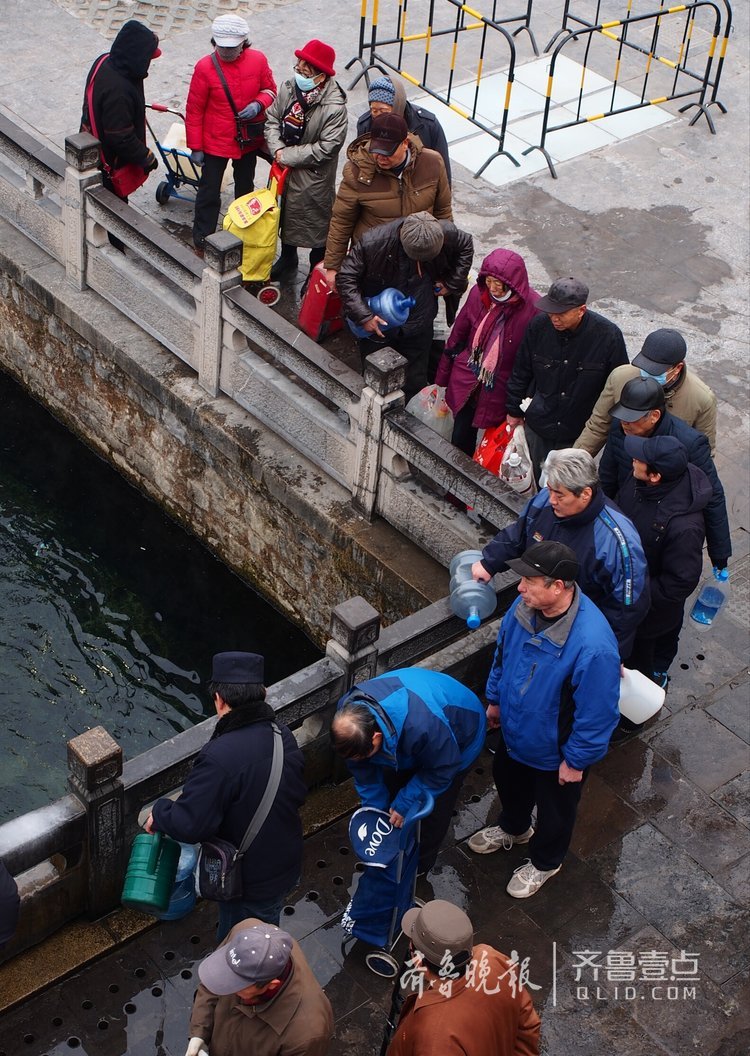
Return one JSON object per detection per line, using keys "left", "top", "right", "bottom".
{"left": 295, "top": 72, "right": 317, "bottom": 92}
{"left": 640, "top": 367, "right": 668, "bottom": 386}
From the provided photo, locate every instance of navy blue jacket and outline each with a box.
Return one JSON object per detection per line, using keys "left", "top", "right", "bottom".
{"left": 616, "top": 464, "right": 711, "bottom": 634}
{"left": 0, "top": 862, "right": 20, "bottom": 948}
{"left": 600, "top": 412, "right": 731, "bottom": 566}
{"left": 339, "top": 668, "right": 485, "bottom": 818}
{"left": 480, "top": 487, "right": 650, "bottom": 658}
{"left": 486, "top": 587, "right": 620, "bottom": 771}
{"left": 505, "top": 310, "right": 627, "bottom": 444}
{"left": 152, "top": 718, "right": 306, "bottom": 901}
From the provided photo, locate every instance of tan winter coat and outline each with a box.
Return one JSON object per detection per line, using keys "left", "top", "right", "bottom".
{"left": 189, "top": 919, "right": 333, "bottom": 1056}
{"left": 388, "top": 943, "right": 541, "bottom": 1056}
{"left": 264, "top": 77, "right": 348, "bottom": 248}
{"left": 323, "top": 133, "right": 452, "bottom": 270}
{"left": 575, "top": 362, "right": 717, "bottom": 455}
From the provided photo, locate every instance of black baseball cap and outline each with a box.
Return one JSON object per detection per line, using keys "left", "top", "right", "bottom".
{"left": 610, "top": 377, "right": 666, "bottom": 422}
{"left": 368, "top": 113, "right": 409, "bottom": 156}
{"left": 632, "top": 329, "right": 687, "bottom": 374}
{"left": 535, "top": 277, "right": 589, "bottom": 313}
{"left": 506, "top": 541, "right": 579, "bottom": 581}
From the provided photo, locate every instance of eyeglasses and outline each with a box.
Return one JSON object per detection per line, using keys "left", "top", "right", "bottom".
{"left": 293, "top": 63, "right": 318, "bottom": 77}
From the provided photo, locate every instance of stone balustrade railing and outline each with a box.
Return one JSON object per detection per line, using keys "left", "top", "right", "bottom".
{"left": 0, "top": 119, "right": 524, "bottom": 569}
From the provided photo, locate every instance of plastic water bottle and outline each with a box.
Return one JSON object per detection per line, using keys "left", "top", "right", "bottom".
{"left": 347, "top": 288, "right": 416, "bottom": 338}
{"left": 449, "top": 549, "right": 497, "bottom": 630}
{"left": 690, "top": 568, "right": 730, "bottom": 626}
{"left": 500, "top": 450, "right": 534, "bottom": 497}
{"left": 156, "top": 843, "right": 198, "bottom": 921}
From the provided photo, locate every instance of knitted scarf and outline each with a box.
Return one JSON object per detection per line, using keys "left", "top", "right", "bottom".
{"left": 281, "top": 82, "right": 324, "bottom": 145}
{"left": 468, "top": 301, "right": 507, "bottom": 389}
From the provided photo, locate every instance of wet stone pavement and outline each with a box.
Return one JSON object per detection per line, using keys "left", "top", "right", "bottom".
{"left": 1, "top": 578, "right": 747, "bottom": 1056}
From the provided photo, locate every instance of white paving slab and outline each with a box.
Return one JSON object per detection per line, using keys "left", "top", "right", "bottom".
{"left": 413, "top": 55, "right": 673, "bottom": 186}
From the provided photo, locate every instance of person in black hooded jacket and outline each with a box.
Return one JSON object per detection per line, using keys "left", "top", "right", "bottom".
{"left": 616, "top": 434, "right": 711, "bottom": 685}
{"left": 80, "top": 19, "right": 160, "bottom": 195}
{"left": 146, "top": 652, "right": 306, "bottom": 941}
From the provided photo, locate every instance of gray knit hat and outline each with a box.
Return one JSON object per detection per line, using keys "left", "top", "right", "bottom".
{"left": 368, "top": 76, "right": 396, "bottom": 106}
{"left": 399, "top": 212, "right": 444, "bottom": 261}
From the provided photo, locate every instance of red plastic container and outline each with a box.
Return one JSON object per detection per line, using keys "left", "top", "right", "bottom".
{"left": 298, "top": 263, "right": 344, "bottom": 341}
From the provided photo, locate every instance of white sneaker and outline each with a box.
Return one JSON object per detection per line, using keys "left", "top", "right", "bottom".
{"left": 467, "top": 825, "right": 534, "bottom": 855}
{"left": 506, "top": 859, "right": 561, "bottom": 898}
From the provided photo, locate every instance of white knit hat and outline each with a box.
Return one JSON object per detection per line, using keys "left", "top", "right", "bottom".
{"left": 212, "top": 14, "right": 250, "bottom": 47}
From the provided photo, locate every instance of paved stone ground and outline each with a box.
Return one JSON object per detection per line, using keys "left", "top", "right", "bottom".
{"left": 0, "top": 0, "right": 748, "bottom": 1053}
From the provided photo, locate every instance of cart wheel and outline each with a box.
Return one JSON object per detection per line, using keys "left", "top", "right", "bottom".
{"left": 155, "top": 181, "right": 171, "bottom": 205}
{"left": 365, "top": 950, "right": 401, "bottom": 978}
{"left": 257, "top": 284, "right": 281, "bottom": 306}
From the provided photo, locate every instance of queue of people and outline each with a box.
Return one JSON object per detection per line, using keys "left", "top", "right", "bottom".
{"left": 74, "top": 21, "right": 730, "bottom": 1055}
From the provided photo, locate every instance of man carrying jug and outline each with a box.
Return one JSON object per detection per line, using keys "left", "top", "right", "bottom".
{"left": 336, "top": 211, "right": 473, "bottom": 400}
{"left": 145, "top": 652, "right": 306, "bottom": 940}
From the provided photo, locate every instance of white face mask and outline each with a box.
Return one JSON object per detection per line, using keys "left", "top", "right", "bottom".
{"left": 490, "top": 288, "right": 513, "bottom": 303}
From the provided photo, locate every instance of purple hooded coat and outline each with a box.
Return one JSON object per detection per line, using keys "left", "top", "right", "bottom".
{"left": 435, "top": 249, "right": 539, "bottom": 429}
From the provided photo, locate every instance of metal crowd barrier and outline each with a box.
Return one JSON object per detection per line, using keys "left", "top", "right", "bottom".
{"left": 529, "top": 0, "right": 732, "bottom": 177}
{"left": 345, "top": 0, "right": 539, "bottom": 176}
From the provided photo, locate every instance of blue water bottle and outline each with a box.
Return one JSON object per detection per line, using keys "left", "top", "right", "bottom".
{"left": 449, "top": 549, "right": 497, "bottom": 630}
{"left": 689, "top": 567, "right": 730, "bottom": 626}
{"left": 347, "top": 288, "right": 416, "bottom": 338}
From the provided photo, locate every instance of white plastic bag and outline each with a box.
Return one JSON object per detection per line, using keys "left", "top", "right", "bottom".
{"left": 405, "top": 385, "right": 454, "bottom": 441}
{"left": 499, "top": 425, "right": 537, "bottom": 497}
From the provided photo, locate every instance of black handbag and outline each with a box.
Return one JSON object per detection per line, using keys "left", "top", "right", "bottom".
{"left": 196, "top": 723, "right": 284, "bottom": 902}
{"left": 210, "top": 53, "right": 265, "bottom": 148}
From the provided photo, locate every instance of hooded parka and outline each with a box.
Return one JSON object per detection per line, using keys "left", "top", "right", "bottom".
{"left": 435, "top": 249, "right": 540, "bottom": 429}
{"left": 264, "top": 76, "right": 348, "bottom": 247}
{"left": 324, "top": 134, "right": 452, "bottom": 270}
{"left": 81, "top": 20, "right": 159, "bottom": 171}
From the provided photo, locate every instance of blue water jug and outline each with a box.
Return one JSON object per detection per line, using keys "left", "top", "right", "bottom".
{"left": 449, "top": 549, "right": 497, "bottom": 630}
{"left": 347, "top": 288, "right": 416, "bottom": 338}
{"left": 689, "top": 568, "right": 730, "bottom": 626}
{"left": 156, "top": 843, "right": 198, "bottom": 921}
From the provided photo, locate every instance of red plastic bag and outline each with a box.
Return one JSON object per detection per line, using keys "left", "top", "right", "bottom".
{"left": 473, "top": 420, "right": 513, "bottom": 476}
{"left": 109, "top": 163, "right": 149, "bottom": 199}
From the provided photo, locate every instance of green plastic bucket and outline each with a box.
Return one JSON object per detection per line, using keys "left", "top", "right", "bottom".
{"left": 121, "top": 832, "right": 181, "bottom": 914}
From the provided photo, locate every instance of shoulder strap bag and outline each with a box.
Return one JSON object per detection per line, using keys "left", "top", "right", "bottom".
{"left": 211, "top": 52, "right": 265, "bottom": 148}
{"left": 196, "top": 723, "right": 285, "bottom": 902}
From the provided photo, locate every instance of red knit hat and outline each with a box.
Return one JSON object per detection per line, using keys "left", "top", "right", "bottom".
{"left": 295, "top": 39, "right": 335, "bottom": 78}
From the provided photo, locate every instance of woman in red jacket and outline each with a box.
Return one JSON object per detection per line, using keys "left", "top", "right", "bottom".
{"left": 186, "top": 14, "right": 276, "bottom": 253}
{"left": 435, "top": 249, "right": 540, "bottom": 456}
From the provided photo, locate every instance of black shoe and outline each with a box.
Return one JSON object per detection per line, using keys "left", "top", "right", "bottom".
{"left": 270, "top": 251, "right": 299, "bottom": 281}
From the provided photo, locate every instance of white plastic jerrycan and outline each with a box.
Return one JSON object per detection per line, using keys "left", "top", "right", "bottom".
{"left": 618, "top": 667, "right": 665, "bottom": 725}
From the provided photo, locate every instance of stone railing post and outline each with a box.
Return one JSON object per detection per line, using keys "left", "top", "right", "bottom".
{"left": 326, "top": 596, "right": 381, "bottom": 689}
{"left": 196, "top": 230, "right": 243, "bottom": 396}
{"left": 63, "top": 132, "right": 103, "bottom": 291}
{"left": 67, "top": 726, "right": 125, "bottom": 920}
{"left": 351, "top": 347, "right": 407, "bottom": 519}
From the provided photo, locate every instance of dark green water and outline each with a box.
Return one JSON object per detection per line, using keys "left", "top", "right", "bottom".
{"left": 0, "top": 370, "right": 320, "bottom": 823}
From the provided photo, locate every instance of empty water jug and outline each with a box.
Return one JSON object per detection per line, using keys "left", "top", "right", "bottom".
{"left": 690, "top": 568, "right": 730, "bottom": 626}
{"left": 618, "top": 667, "right": 666, "bottom": 725}
{"left": 121, "top": 831, "right": 181, "bottom": 915}
{"left": 449, "top": 549, "right": 497, "bottom": 630}
{"left": 156, "top": 842, "right": 198, "bottom": 921}
{"left": 347, "top": 288, "right": 416, "bottom": 338}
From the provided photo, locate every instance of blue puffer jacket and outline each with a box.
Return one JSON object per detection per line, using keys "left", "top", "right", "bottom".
{"left": 338, "top": 668, "right": 485, "bottom": 818}
{"left": 486, "top": 588, "right": 620, "bottom": 771}
{"left": 480, "top": 487, "right": 650, "bottom": 658}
